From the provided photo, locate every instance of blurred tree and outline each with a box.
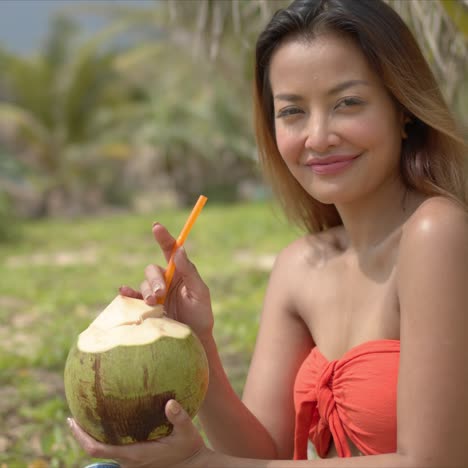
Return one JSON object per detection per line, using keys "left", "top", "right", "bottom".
{"left": 387, "top": 0, "right": 468, "bottom": 125}
{"left": 0, "top": 15, "right": 140, "bottom": 217}
{"left": 67, "top": 0, "right": 272, "bottom": 206}
{"left": 111, "top": 43, "right": 258, "bottom": 206}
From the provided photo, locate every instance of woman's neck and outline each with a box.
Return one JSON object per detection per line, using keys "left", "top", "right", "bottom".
{"left": 335, "top": 175, "right": 427, "bottom": 254}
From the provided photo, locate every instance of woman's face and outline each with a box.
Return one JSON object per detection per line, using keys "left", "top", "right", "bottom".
{"left": 269, "top": 33, "right": 405, "bottom": 205}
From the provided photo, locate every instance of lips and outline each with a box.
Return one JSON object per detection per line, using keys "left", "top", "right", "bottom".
{"left": 306, "top": 154, "right": 360, "bottom": 175}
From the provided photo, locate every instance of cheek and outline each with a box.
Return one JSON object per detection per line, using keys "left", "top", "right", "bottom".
{"left": 275, "top": 126, "right": 303, "bottom": 163}
{"left": 341, "top": 115, "right": 380, "bottom": 145}
{"left": 363, "top": 104, "right": 402, "bottom": 143}
{"left": 343, "top": 113, "right": 399, "bottom": 152}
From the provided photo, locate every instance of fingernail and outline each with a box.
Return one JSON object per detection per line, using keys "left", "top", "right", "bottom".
{"left": 144, "top": 294, "right": 154, "bottom": 304}
{"left": 67, "top": 417, "right": 73, "bottom": 428}
{"left": 152, "top": 221, "right": 160, "bottom": 228}
{"left": 169, "top": 400, "right": 181, "bottom": 415}
{"left": 153, "top": 283, "right": 162, "bottom": 294}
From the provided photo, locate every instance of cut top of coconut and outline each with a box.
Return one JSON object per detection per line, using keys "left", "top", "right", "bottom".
{"left": 78, "top": 295, "right": 191, "bottom": 353}
{"left": 90, "top": 295, "right": 165, "bottom": 329}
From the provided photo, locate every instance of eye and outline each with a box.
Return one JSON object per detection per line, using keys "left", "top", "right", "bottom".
{"left": 335, "top": 97, "right": 363, "bottom": 110}
{"left": 276, "top": 106, "right": 303, "bottom": 118}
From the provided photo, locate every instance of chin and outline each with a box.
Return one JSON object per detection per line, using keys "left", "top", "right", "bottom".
{"left": 307, "top": 186, "right": 356, "bottom": 206}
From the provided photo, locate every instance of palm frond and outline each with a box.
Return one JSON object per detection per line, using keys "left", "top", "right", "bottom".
{"left": 387, "top": 0, "right": 467, "bottom": 104}
{"left": 0, "top": 102, "right": 49, "bottom": 146}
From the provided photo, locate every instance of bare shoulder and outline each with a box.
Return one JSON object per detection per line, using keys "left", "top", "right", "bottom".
{"left": 401, "top": 196, "right": 468, "bottom": 249}
{"left": 397, "top": 195, "right": 468, "bottom": 297}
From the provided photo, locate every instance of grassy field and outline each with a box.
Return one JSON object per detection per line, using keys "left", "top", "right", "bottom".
{"left": 0, "top": 200, "right": 298, "bottom": 467}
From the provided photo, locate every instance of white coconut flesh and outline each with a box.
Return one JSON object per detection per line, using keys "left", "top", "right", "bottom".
{"left": 78, "top": 295, "right": 191, "bottom": 353}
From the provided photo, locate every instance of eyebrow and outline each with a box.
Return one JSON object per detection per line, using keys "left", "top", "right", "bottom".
{"left": 328, "top": 79, "right": 370, "bottom": 95}
{"left": 274, "top": 79, "right": 370, "bottom": 102}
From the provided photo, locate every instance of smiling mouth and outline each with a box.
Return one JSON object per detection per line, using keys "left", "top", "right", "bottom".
{"left": 307, "top": 155, "right": 360, "bottom": 175}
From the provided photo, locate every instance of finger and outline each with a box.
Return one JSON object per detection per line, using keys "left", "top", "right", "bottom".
{"left": 165, "top": 400, "right": 193, "bottom": 437}
{"left": 68, "top": 418, "right": 123, "bottom": 460}
{"left": 142, "top": 264, "right": 167, "bottom": 304}
{"left": 173, "top": 248, "right": 208, "bottom": 298}
{"left": 144, "top": 264, "right": 166, "bottom": 294}
{"left": 118, "top": 285, "right": 143, "bottom": 300}
{"left": 152, "top": 223, "right": 177, "bottom": 264}
{"left": 140, "top": 279, "right": 157, "bottom": 305}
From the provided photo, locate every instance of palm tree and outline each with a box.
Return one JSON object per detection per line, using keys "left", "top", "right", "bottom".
{"left": 0, "top": 15, "right": 139, "bottom": 217}
{"left": 387, "top": 0, "right": 468, "bottom": 116}
{"left": 63, "top": 0, "right": 267, "bottom": 205}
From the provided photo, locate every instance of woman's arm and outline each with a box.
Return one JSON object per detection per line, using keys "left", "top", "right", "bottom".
{"left": 394, "top": 197, "right": 468, "bottom": 468}
{"left": 198, "top": 241, "right": 314, "bottom": 458}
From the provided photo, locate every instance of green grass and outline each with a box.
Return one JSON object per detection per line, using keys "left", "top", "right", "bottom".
{"left": 0, "top": 200, "right": 298, "bottom": 467}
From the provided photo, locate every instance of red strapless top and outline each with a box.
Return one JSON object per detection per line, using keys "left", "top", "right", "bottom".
{"left": 293, "top": 339, "right": 399, "bottom": 459}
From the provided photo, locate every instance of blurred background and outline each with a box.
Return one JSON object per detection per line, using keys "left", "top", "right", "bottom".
{"left": 0, "top": 0, "right": 466, "bottom": 466}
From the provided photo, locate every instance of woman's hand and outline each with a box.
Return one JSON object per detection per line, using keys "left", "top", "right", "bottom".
{"left": 119, "top": 222, "right": 213, "bottom": 341}
{"left": 68, "top": 400, "right": 212, "bottom": 468}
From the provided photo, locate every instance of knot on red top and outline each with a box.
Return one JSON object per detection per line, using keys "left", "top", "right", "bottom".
{"left": 316, "top": 361, "right": 337, "bottom": 425}
{"left": 293, "top": 340, "right": 400, "bottom": 460}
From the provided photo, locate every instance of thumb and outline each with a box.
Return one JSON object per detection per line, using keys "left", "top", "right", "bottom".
{"left": 173, "top": 248, "right": 207, "bottom": 296}
{"left": 165, "top": 400, "right": 191, "bottom": 433}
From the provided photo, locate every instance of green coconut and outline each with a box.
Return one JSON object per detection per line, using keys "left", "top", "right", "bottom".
{"left": 64, "top": 295, "right": 209, "bottom": 445}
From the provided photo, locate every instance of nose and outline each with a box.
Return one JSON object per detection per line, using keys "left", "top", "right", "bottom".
{"left": 304, "top": 116, "right": 339, "bottom": 154}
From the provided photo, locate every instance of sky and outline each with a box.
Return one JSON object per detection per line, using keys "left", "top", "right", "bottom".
{"left": 0, "top": 0, "right": 155, "bottom": 54}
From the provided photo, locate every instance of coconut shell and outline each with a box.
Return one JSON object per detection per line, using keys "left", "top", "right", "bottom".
{"left": 64, "top": 297, "right": 209, "bottom": 444}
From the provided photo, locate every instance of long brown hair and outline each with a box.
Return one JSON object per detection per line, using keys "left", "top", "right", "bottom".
{"left": 254, "top": 0, "right": 468, "bottom": 233}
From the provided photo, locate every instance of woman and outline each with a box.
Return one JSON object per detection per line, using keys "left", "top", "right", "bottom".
{"left": 69, "top": 0, "right": 468, "bottom": 466}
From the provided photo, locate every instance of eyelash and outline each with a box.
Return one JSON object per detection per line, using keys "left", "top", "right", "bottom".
{"left": 276, "top": 97, "right": 363, "bottom": 119}
{"left": 276, "top": 107, "right": 302, "bottom": 118}
{"left": 335, "top": 97, "right": 363, "bottom": 109}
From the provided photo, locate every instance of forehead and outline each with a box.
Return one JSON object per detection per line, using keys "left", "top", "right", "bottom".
{"left": 269, "top": 33, "right": 378, "bottom": 93}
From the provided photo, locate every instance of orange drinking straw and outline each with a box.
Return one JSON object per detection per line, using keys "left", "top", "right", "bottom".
{"left": 157, "top": 195, "right": 208, "bottom": 305}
